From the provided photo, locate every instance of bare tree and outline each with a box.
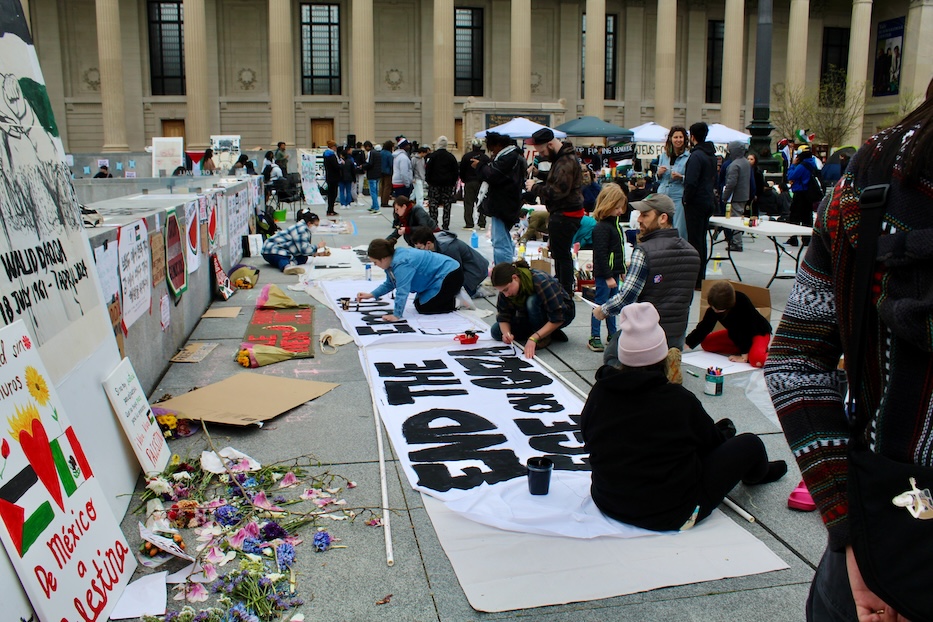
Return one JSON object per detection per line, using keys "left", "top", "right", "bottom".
{"left": 878, "top": 89, "right": 925, "bottom": 131}
{"left": 771, "top": 81, "right": 815, "bottom": 142}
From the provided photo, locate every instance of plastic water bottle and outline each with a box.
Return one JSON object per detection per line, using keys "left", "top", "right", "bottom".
{"left": 364, "top": 263, "right": 372, "bottom": 281}
{"left": 518, "top": 243, "right": 526, "bottom": 259}
{"left": 470, "top": 230, "right": 479, "bottom": 249}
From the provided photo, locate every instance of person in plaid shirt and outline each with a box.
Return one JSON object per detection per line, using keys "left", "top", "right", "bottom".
{"left": 261, "top": 209, "right": 324, "bottom": 274}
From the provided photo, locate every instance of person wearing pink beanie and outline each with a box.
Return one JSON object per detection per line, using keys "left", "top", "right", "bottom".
{"left": 580, "top": 302, "right": 787, "bottom": 531}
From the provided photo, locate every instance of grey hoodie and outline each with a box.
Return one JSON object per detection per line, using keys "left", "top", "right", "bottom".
{"left": 722, "top": 140, "right": 751, "bottom": 203}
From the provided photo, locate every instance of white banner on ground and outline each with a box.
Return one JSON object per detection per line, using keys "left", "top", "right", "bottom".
{"left": 362, "top": 342, "right": 587, "bottom": 503}
{"left": 320, "top": 280, "right": 489, "bottom": 346}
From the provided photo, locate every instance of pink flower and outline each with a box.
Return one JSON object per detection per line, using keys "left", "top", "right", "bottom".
{"left": 252, "top": 491, "right": 284, "bottom": 512}
{"left": 227, "top": 522, "right": 260, "bottom": 549}
{"left": 278, "top": 472, "right": 299, "bottom": 488}
{"left": 347, "top": 481, "right": 357, "bottom": 489}
{"left": 365, "top": 517, "right": 383, "bottom": 527}
{"left": 201, "top": 563, "right": 219, "bottom": 582}
{"left": 173, "top": 582, "right": 209, "bottom": 602}
{"left": 300, "top": 488, "right": 322, "bottom": 500}
{"left": 228, "top": 458, "right": 252, "bottom": 472}
{"left": 204, "top": 546, "right": 236, "bottom": 566}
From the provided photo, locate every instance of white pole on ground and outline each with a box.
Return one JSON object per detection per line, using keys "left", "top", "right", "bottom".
{"left": 723, "top": 497, "right": 756, "bottom": 523}
{"left": 363, "top": 349, "right": 395, "bottom": 566}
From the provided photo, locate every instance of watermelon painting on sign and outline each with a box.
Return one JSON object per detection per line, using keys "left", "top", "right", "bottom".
{"left": 0, "top": 321, "right": 136, "bottom": 621}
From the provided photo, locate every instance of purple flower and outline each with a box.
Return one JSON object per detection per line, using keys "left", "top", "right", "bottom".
{"left": 261, "top": 520, "right": 287, "bottom": 541}
{"left": 214, "top": 505, "right": 242, "bottom": 527}
{"left": 312, "top": 530, "right": 331, "bottom": 552}
{"left": 276, "top": 542, "right": 296, "bottom": 569}
{"left": 241, "top": 537, "right": 265, "bottom": 555}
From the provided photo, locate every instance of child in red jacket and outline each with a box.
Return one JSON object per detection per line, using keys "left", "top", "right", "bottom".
{"left": 686, "top": 281, "right": 772, "bottom": 367}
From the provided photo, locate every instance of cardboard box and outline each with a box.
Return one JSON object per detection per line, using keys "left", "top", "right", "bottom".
{"left": 242, "top": 233, "right": 263, "bottom": 257}
{"left": 530, "top": 259, "right": 552, "bottom": 275}
{"left": 699, "top": 280, "right": 772, "bottom": 329}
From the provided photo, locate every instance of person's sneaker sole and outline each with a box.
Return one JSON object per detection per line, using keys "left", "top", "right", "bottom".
{"left": 283, "top": 265, "right": 305, "bottom": 275}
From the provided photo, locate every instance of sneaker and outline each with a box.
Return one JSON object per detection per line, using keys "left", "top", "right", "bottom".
{"left": 728, "top": 244, "right": 743, "bottom": 252}
{"left": 786, "top": 236, "right": 799, "bottom": 246}
{"left": 551, "top": 329, "right": 569, "bottom": 343}
{"left": 587, "top": 337, "right": 604, "bottom": 352}
{"left": 665, "top": 347, "right": 682, "bottom": 384}
{"left": 283, "top": 263, "right": 305, "bottom": 275}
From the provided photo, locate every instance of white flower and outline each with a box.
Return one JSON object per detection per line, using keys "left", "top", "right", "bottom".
{"left": 172, "top": 472, "right": 192, "bottom": 482}
{"left": 146, "top": 477, "right": 173, "bottom": 496}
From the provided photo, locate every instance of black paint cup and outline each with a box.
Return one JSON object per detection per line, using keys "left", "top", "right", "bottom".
{"left": 527, "top": 457, "right": 554, "bottom": 495}
{"left": 338, "top": 297, "right": 351, "bottom": 310}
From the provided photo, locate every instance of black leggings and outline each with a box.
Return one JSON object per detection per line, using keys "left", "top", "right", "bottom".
{"left": 696, "top": 433, "right": 769, "bottom": 522}
{"left": 414, "top": 267, "right": 464, "bottom": 315}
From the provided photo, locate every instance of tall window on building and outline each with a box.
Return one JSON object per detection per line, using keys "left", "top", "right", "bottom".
{"left": 455, "top": 8, "right": 483, "bottom": 97}
{"left": 820, "top": 27, "right": 850, "bottom": 83}
{"left": 300, "top": 4, "right": 341, "bottom": 95}
{"left": 148, "top": 1, "right": 185, "bottom": 96}
{"left": 581, "top": 14, "right": 619, "bottom": 100}
{"left": 705, "top": 20, "right": 724, "bottom": 104}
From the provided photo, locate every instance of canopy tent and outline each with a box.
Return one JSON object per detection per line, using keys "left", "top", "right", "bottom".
{"left": 554, "top": 116, "right": 634, "bottom": 140}
{"left": 630, "top": 122, "right": 670, "bottom": 143}
{"left": 475, "top": 117, "right": 566, "bottom": 139}
{"left": 706, "top": 123, "right": 752, "bottom": 144}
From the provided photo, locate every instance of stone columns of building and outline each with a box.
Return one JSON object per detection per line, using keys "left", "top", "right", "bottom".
{"left": 269, "top": 0, "right": 296, "bottom": 147}
{"left": 623, "top": 2, "right": 645, "bottom": 129}
{"left": 845, "top": 0, "right": 873, "bottom": 145}
{"left": 785, "top": 0, "right": 810, "bottom": 93}
{"left": 95, "top": 0, "right": 129, "bottom": 152}
{"left": 511, "top": 0, "right": 531, "bottom": 101}
{"left": 183, "top": 0, "right": 210, "bottom": 150}
{"left": 433, "top": 0, "right": 455, "bottom": 144}
{"left": 720, "top": 0, "right": 745, "bottom": 128}
{"left": 583, "top": 0, "right": 606, "bottom": 119}
{"left": 350, "top": 0, "right": 375, "bottom": 141}
{"left": 685, "top": 2, "right": 707, "bottom": 124}
{"left": 902, "top": 0, "right": 933, "bottom": 99}
{"left": 654, "top": 0, "right": 677, "bottom": 128}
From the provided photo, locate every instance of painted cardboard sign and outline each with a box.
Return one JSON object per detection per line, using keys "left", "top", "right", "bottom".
{"left": 0, "top": 321, "right": 137, "bottom": 621}
{"left": 118, "top": 220, "right": 151, "bottom": 332}
{"left": 150, "top": 231, "right": 166, "bottom": 288}
{"left": 102, "top": 358, "right": 170, "bottom": 476}
{"left": 184, "top": 200, "right": 200, "bottom": 274}
{"left": 164, "top": 209, "right": 187, "bottom": 297}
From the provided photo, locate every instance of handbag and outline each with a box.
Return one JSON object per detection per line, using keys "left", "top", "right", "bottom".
{"left": 845, "top": 183, "right": 933, "bottom": 622}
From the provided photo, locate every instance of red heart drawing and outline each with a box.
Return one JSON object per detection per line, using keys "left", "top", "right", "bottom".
{"left": 19, "top": 419, "right": 64, "bottom": 511}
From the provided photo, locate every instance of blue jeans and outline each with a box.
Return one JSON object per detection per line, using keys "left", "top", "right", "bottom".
{"left": 369, "top": 179, "right": 379, "bottom": 210}
{"left": 338, "top": 181, "right": 353, "bottom": 206}
{"left": 262, "top": 253, "right": 309, "bottom": 271}
{"left": 490, "top": 217, "right": 514, "bottom": 266}
{"left": 490, "top": 294, "right": 548, "bottom": 341}
{"left": 591, "top": 276, "right": 619, "bottom": 338}
{"left": 806, "top": 548, "right": 857, "bottom": 621}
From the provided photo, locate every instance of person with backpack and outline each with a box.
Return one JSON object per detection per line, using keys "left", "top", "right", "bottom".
{"left": 785, "top": 144, "right": 822, "bottom": 246}
{"left": 473, "top": 131, "right": 527, "bottom": 265}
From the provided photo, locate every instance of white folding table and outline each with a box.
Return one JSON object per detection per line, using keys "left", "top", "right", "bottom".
{"left": 707, "top": 217, "right": 815, "bottom": 287}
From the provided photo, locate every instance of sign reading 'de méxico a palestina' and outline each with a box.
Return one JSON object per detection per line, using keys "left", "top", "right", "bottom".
{"left": 0, "top": 321, "right": 136, "bottom": 621}
{"left": 364, "top": 342, "right": 588, "bottom": 502}
{"left": 117, "top": 220, "right": 151, "bottom": 332}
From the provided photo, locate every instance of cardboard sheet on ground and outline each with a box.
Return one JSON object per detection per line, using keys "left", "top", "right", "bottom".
{"left": 423, "top": 495, "right": 789, "bottom": 612}
{"left": 322, "top": 280, "right": 490, "bottom": 346}
{"left": 153, "top": 374, "right": 337, "bottom": 425}
{"left": 170, "top": 342, "right": 220, "bottom": 363}
{"left": 361, "top": 342, "right": 586, "bottom": 505}
{"left": 682, "top": 350, "right": 757, "bottom": 375}
{"left": 201, "top": 306, "right": 242, "bottom": 318}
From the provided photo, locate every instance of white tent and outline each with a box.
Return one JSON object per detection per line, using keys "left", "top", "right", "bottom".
{"left": 630, "top": 122, "right": 670, "bottom": 143}
{"left": 706, "top": 123, "right": 751, "bottom": 144}
{"left": 475, "top": 117, "right": 566, "bottom": 140}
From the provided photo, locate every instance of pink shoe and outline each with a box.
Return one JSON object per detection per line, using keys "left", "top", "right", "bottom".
{"left": 787, "top": 480, "right": 816, "bottom": 512}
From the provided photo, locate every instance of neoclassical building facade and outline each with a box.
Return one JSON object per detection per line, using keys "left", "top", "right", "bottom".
{"left": 23, "top": 0, "right": 933, "bottom": 153}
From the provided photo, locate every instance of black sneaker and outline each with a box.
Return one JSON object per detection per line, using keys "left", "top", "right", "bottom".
{"left": 786, "top": 237, "right": 799, "bottom": 246}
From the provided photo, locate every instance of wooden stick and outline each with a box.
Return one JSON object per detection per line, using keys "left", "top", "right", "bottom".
{"left": 362, "top": 350, "right": 395, "bottom": 566}
{"left": 723, "top": 497, "right": 755, "bottom": 523}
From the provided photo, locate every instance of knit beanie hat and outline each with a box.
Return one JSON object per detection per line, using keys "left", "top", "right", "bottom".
{"left": 617, "top": 302, "right": 669, "bottom": 367}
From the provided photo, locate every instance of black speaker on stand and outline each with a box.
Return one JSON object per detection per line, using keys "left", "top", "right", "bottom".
{"left": 346, "top": 134, "right": 357, "bottom": 148}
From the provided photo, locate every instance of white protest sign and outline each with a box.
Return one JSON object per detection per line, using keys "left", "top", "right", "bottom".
{"left": 0, "top": 321, "right": 136, "bottom": 621}
{"left": 363, "top": 342, "right": 587, "bottom": 502}
{"left": 102, "top": 358, "right": 170, "bottom": 476}
{"left": 321, "top": 280, "right": 489, "bottom": 347}
{"left": 184, "top": 200, "right": 201, "bottom": 273}
{"left": 227, "top": 188, "right": 249, "bottom": 266}
{"left": 118, "top": 220, "right": 151, "bottom": 332}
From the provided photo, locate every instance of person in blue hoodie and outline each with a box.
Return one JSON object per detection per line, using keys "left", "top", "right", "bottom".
{"left": 785, "top": 144, "right": 820, "bottom": 246}
{"left": 356, "top": 238, "right": 463, "bottom": 321}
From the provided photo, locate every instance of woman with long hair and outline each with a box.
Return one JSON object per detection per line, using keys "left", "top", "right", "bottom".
{"left": 355, "top": 238, "right": 463, "bottom": 321}
{"left": 656, "top": 126, "right": 690, "bottom": 239}
{"left": 201, "top": 148, "right": 216, "bottom": 174}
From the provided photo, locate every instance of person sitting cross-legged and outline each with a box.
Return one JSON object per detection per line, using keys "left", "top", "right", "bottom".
{"left": 581, "top": 302, "right": 787, "bottom": 532}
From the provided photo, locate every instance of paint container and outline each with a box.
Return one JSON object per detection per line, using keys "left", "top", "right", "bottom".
{"left": 704, "top": 373, "right": 724, "bottom": 396}
{"left": 527, "top": 457, "right": 554, "bottom": 495}
{"left": 365, "top": 263, "right": 372, "bottom": 281}
{"left": 338, "top": 297, "right": 351, "bottom": 311}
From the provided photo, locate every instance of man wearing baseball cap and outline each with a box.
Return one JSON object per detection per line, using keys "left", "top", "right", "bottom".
{"left": 593, "top": 193, "right": 700, "bottom": 366}
{"left": 524, "top": 127, "right": 584, "bottom": 294}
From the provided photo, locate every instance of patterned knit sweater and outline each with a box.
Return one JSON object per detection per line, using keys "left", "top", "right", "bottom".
{"left": 764, "top": 125, "right": 933, "bottom": 552}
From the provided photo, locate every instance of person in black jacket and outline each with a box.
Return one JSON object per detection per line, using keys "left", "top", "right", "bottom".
{"left": 338, "top": 146, "right": 357, "bottom": 209}
{"left": 682, "top": 122, "right": 719, "bottom": 289}
{"left": 686, "top": 281, "right": 772, "bottom": 367}
{"left": 386, "top": 196, "right": 438, "bottom": 246}
{"left": 581, "top": 302, "right": 786, "bottom": 532}
{"left": 459, "top": 140, "right": 488, "bottom": 230}
{"left": 322, "top": 140, "right": 341, "bottom": 216}
{"left": 410, "top": 226, "right": 489, "bottom": 297}
{"left": 473, "top": 132, "right": 527, "bottom": 265}
{"left": 362, "top": 141, "right": 382, "bottom": 213}
{"left": 589, "top": 184, "right": 626, "bottom": 352}
{"left": 425, "top": 136, "right": 460, "bottom": 230}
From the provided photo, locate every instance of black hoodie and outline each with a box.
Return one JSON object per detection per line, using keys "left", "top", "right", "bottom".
{"left": 683, "top": 141, "right": 718, "bottom": 215}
